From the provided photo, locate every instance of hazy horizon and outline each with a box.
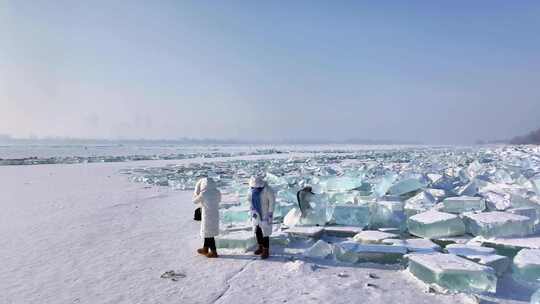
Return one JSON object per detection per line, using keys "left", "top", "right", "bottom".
{"left": 0, "top": 133, "right": 425, "bottom": 145}
{"left": 2, "top": 1, "right": 540, "bottom": 144}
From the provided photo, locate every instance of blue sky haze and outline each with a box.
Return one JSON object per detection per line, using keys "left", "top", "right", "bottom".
{"left": 1, "top": 1, "right": 539, "bottom": 143}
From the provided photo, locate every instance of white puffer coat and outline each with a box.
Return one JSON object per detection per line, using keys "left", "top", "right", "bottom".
{"left": 247, "top": 177, "right": 276, "bottom": 237}
{"left": 193, "top": 178, "right": 221, "bottom": 238}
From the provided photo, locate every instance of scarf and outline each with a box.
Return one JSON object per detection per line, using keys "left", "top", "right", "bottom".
{"left": 250, "top": 187, "right": 264, "bottom": 219}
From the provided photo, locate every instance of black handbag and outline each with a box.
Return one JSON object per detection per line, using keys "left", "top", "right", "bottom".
{"left": 194, "top": 207, "right": 202, "bottom": 221}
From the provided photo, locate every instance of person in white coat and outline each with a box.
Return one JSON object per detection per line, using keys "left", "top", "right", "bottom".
{"left": 193, "top": 177, "right": 221, "bottom": 258}
{"left": 247, "top": 176, "right": 275, "bottom": 259}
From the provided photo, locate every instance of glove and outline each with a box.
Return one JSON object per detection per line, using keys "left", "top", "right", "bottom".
{"left": 264, "top": 212, "right": 273, "bottom": 223}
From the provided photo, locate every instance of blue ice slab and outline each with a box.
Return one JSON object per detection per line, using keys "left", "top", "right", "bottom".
{"left": 328, "top": 204, "right": 370, "bottom": 227}
{"left": 373, "top": 173, "right": 398, "bottom": 197}
{"left": 513, "top": 249, "right": 540, "bottom": 286}
{"left": 531, "top": 289, "right": 540, "bottom": 304}
{"left": 334, "top": 241, "right": 407, "bottom": 263}
{"left": 216, "top": 231, "right": 256, "bottom": 250}
{"left": 532, "top": 177, "right": 540, "bottom": 195}
{"left": 369, "top": 201, "right": 406, "bottom": 230}
{"left": 406, "top": 252, "right": 497, "bottom": 293}
{"left": 442, "top": 196, "right": 485, "bottom": 214}
{"left": 464, "top": 211, "right": 534, "bottom": 238}
{"left": 404, "top": 191, "right": 437, "bottom": 217}
{"left": 220, "top": 206, "right": 250, "bottom": 225}
{"left": 388, "top": 178, "right": 425, "bottom": 196}
{"left": 407, "top": 210, "right": 466, "bottom": 239}
{"left": 321, "top": 176, "right": 363, "bottom": 192}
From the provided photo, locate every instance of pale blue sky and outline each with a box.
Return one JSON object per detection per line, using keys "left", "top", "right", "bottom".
{"left": 1, "top": 1, "right": 539, "bottom": 143}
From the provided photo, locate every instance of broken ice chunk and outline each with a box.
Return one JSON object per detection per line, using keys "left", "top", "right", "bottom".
{"left": 328, "top": 192, "right": 358, "bottom": 204}
{"left": 509, "top": 207, "right": 539, "bottom": 228}
{"left": 432, "top": 235, "right": 474, "bottom": 247}
{"left": 322, "top": 176, "right": 363, "bottom": 192}
{"left": 445, "top": 244, "right": 510, "bottom": 276}
{"left": 335, "top": 241, "right": 406, "bottom": 263}
{"left": 369, "top": 201, "right": 406, "bottom": 229}
{"left": 404, "top": 191, "right": 437, "bottom": 217}
{"left": 265, "top": 172, "right": 288, "bottom": 186}
{"left": 355, "top": 243, "right": 407, "bottom": 263}
{"left": 273, "top": 201, "right": 295, "bottom": 220}
{"left": 457, "top": 181, "right": 479, "bottom": 197}
{"left": 531, "top": 177, "right": 540, "bottom": 195}
{"left": 276, "top": 189, "right": 297, "bottom": 203}
{"left": 406, "top": 252, "right": 497, "bottom": 293}
{"left": 333, "top": 241, "right": 360, "bottom": 263}
{"left": 328, "top": 204, "right": 369, "bottom": 227}
{"left": 382, "top": 238, "right": 441, "bottom": 253}
{"left": 463, "top": 211, "right": 534, "bottom": 238}
{"left": 513, "top": 249, "right": 540, "bottom": 286}
{"left": 509, "top": 194, "right": 540, "bottom": 212}
{"left": 284, "top": 207, "right": 327, "bottom": 227}
{"left": 531, "top": 288, "right": 540, "bottom": 304}
{"left": 373, "top": 173, "right": 398, "bottom": 197}
{"left": 467, "top": 160, "right": 484, "bottom": 179}
{"left": 324, "top": 226, "right": 364, "bottom": 237}
{"left": 479, "top": 254, "right": 511, "bottom": 277}
{"left": 407, "top": 210, "right": 466, "bottom": 239}
{"left": 388, "top": 178, "right": 425, "bottom": 196}
{"left": 409, "top": 192, "right": 437, "bottom": 206}
{"left": 283, "top": 208, "right": 302, "bottom": 227}
{"left": 483, "top": 190, "right": 512, "bottom": 211}
{"left": 285, "top": 226, "right": 325, "bottom": 239}
{"left": 377, "top": 227, "right": 402, "bottom": 234}
{"left": 352, "top": 230, "right": 399, "bottom": 244}
{"left": 445, "top": 244, "right": 496, "bottom": 256}
{"left": 425, "top": 188, "right": 447, "bottom": 201}
{"left": 431, "top": 174, "right": 461, "bottom": 192}
{"left": 427, "top": 173, "right": 443, "bottom": 184}
{"left": 300, "top": 207, "right": 329, "bottom": 226}
{"left": 220, "top": 206, "right": 250, "bottom": 225}
{"left": 216, "top": 231, "right": 256, "bottom": 250}
{"left": 493, "top": 169, "right": 513, "bottom": 184}
{"left": 442, "top": 196, "right": 485, "bottom": 214}
{"left": 482, "top": 235, "right": 540, "bottom": 256}
{"left": 356, "top": 182, "right": 373, "bottom": 196}
{"left": 304, "top": 240, "right": 333, "bottom": 259}
{"left": 270, "top": 231, "right": 290, "bottom": 246}
{"left": 508, "top": 207, "right": 538, "bottom": 219}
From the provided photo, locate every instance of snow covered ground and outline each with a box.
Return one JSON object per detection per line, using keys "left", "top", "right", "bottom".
{"left": 0, "top": 155, "right": 534, "bottom": 303}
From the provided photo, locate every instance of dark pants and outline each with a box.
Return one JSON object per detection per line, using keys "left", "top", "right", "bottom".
{"left": 255, "top": 226, "right": 270, "bottom": 248}
{"left": 204, "top": 237, "right": 216, "bottom": 251}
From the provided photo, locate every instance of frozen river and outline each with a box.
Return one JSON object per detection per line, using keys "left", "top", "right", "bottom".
{"left": 1, "top": 145, "right": 539, "bottom": 303}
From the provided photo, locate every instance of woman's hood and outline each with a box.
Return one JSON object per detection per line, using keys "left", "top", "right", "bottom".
{"left": 198, "top": 177, "right": 217, "bottom": 193}
{"left": 249, "top": 176, "right": 266, "bottom": 188}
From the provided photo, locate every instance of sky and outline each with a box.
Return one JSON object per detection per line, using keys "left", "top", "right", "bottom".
{"left": 1, "top": 1, "right": 539, "bottom": 144}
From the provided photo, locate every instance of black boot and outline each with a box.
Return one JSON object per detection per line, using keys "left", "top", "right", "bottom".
{"left": 254, "top": 226, "right": 264, "bottom": 255}
{"left": 254, "top": 245, "right": 263, "bottom": 255}
{"left": 206, "top": 237, "right": 218, "bottom": 258}
{"left": 206, "top": 249, "right": 219, "bottom": 258}
{"left": 260, "top": 237, "right": 270, "bottom": 259}
{"left": 261, "top": 247, "right": 269, "bottom": 259}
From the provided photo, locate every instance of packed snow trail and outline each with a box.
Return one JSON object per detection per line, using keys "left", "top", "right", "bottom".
{"left": 0, "top": 159, "right": 529, "bottom": 303}
{"left": 0, "top": 162, "right": 254, "bottom": 304}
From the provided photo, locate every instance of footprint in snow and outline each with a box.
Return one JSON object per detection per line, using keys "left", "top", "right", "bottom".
{"left": 161, "top": 270, "right": 186, "bottom": 281}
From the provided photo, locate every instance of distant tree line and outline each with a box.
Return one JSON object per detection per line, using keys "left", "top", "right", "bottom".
{"left": 0, "top": 134, "right": 421, "bottom": 145}
{"left": 510, "top": 128, "right": 540, "bottom": 145}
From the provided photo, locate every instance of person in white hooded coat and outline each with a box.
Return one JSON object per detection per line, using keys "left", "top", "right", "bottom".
{"left": 247, "top": 176, "right": 275, "bottom": 259}
{"left": 193, "top": 177, "right": 221, "bottom": 258}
